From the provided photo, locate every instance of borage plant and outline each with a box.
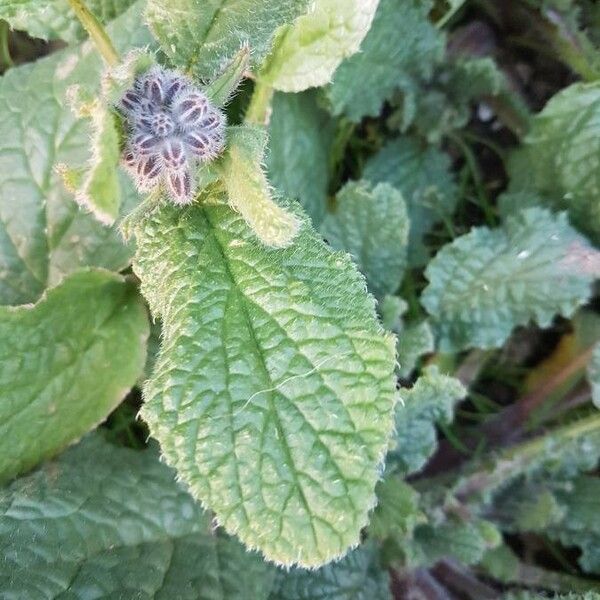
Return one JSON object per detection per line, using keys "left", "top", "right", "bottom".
{"left": 2, "top": 0, "right": 600, "bottom": 598}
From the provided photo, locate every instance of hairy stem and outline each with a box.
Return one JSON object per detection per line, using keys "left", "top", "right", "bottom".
{"left": 245, "top": 80, "right": 274, "bottom": 126}
{"left": 67, "top": 0, "right": 120, "bottom": 66}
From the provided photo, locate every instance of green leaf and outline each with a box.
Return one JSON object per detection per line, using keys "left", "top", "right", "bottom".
{"left": 218, "top": 125, "right": 301, "bottom": 247}
{"left": 0, "top": 269, "right": 148, "bottom": 482}
{"left": 267, "top": 90, "right": 334, "bottom": 225}
{"left": 393, "top": 57, "right": 505, "bottom": 143}
{"left": 396, "top": 320, "right": 435, "bottom": 379}
{"left": 146, "top": 0, "right": 310, "bottom": 81}
{"left": 422, "top": 208, "right": 600, "bottom": 352}
{"left": 0, "top": 3, "right": 152, "bottom": 306}
{"left": 270, "top": 543, "right": 391, "bottom": 600}
{"left": 0, "top": 0, "right": 137, "bottom": 42}
{"left": 205, "top": 46, "right": 251, "bottom": 107}
{"left": 69, "top": 101, "right": 122, "bottom": 225}
{"left": 551, "top": 477, "right": 600, "bottom": 574}
{"left": 409, "top": 518, "right": 501, "bottom": 568}
{"left": 132, "top": 193, "right": 397, "bottom": 567}
{"left": 259, "top": 0, "right": 379, "bottom": 92}
{"left": 588, "top": 343, "right": 600, "bottom": 409}
{"left": 326, "top": 0, "right": 443, "bottom": 122}
{"left": 363, "top": 137, "right": 457, "bottom": 266}
{"left": 1, "top": 435, "right": 274, "bottom": 599}
{"left": 508, "top": 81, "right": 600, "bottom": 244}
{"left": 321, "top": 181, "right": 409, "bottom": 299}
{"left": 392, "top": 366, "right": 466, "bottom": 475}
{"left": 379, "top": 295, "right": 408, "bottom": 331}
{"left": 368, "top": 478, "right": 425, "bottom": 541}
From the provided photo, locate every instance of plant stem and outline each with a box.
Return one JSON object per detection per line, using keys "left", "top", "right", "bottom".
{"left": 454, "top": 412, "right": 600, "bottom": 502}
{"left": 0, "top": 20, "right": 13, "bottom": 71}
{"left": 245, "top": 80, "right": 274, "bottom": 126}
{"left": 67, "top": 0, "right": 119, "bottom": 66}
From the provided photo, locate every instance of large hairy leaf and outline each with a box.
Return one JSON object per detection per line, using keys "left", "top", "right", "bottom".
{"left": 0, "top": 3, "right": 152, "bottom": 306}
{"left": 0, "top": 269, "right": 148, "bottom": 482}
{"left": 326, "top": 0, "right": 443, "bottom": 121}
{"left": 363, "top": 137, "right": 457, "bottom": 266}
{"left": 267, "top": 90, "right": 334, "bottom": 225}
{"left": 0, "top": 0, "right": 137, "bottom": 42}
{"left": 260, "top": 0, "right": 379, "bottom": 92}
{"left": 0, "top": 435, "right": 274, "bottom": 599}
{"left": 146, "top": 0, "right": 310, "bottom": 80}
{"left": 133, "top": 194, "right": 397, "bottom": 567}
{"left": 422, "top": 208, "right": 600, "bottom": 352}
{"left": 270, "top": 543, "right": 391, "bottom": 600}
{"left": 508, "top": 81, "right": 600, "bottom": 244}
{"left": 321, "top": 180, "right": 409, "bottom": 299}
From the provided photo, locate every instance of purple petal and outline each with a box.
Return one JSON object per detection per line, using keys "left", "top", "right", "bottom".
{"left": 161, "top": 138, "right": 187, "bottom": 170}
{"left": 167, "top": 168, "right": 194, "bottom": 204}
{"left": 183, "top": 131, "right": 210, "bottom": 156}
{"left": 132, "top": 131, "right": 161, "bottom": 154}
{"left": 199, "top": 110, "right": 224, "bottom": 132}
{"left": 172, "top": 90, "right": 209, "bottom": 128}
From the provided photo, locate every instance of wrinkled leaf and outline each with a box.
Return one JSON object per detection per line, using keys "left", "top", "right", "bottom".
{"left": 268, "top": 90, "right": 334, "bottom": 225}
{"left": 146, "top": 0, "right": 310, "bottom": 80}
{"left": 0, "top": 435, "right": 274, "bottom": 599}
{"left": 260, "top": 0, "right": 379, "bottom": 92}
{"left": 132, "top": 193, "right": 397, "bottom": 568}
{"left": 392, "top": 366, "right": 466, "bottom": 475}
{"left": 326, "top": 0, "right": 443, "bottom": 121}
{"left": 0, "top": 0, "right": 137, "bottom": 42}
{"left": 0, "top": 3, "right": 152, "bottom": 306}
{"left": 508, "top": 81, "right": 600, "bottom": 244}
{"left": 396, "top": 320, "right": 435, "bottom": 379}
{"left": 270, "top": 543, "right": 391, "bottom": 600}
{"left": 321, "top": 181, "right": 409, "bottom": 299}
{"left": 363, "top": 137, "right": 457, "bottom": 266}
{"left": 422, "top": 208, "right": 600, "bottom": 352}
{"left": 0, "top": 269, "right": 148, "bottom": 482}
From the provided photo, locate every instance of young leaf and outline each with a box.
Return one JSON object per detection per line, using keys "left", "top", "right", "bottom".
{"left": 422, "top": 208, "right": 600, "bottom": 352}
{"left": 0, "top": 3, "right": 152, "bottom": 306}
{"left": 205, "top": 46, "right": 251, "bottom": 107}
{"left": 219, "top": 126, "right": 300, "bottom": 247}
{"left": 396, "top": 320, "right": 435, "bottom": 379}
{"left": 0, "top": 0, "right": 136, "bottom": 43}
{"left": 259, "top": 0, "right": 379, "bottom": 92}
{"left": 271, "top": 543, "right": 391, "bottom": 600}
{"left": 551, "top": 477, "right": 600, "bottom": 575}
{"left": 0, "top": 269, "right": 148, "bottom": 482}
{"left": 368, "top": 478, "right": 425, "bottom": 541}
{"left": 363, "top": 137, "right": 457, "bottom": 266}
{"left": 326, "top": 0, "right": 443, "bottom": 122}
{"left": 408, "top": 518, "right": 501, "bottom": 568}
{"left": 71, "top": 101, "right": 121, "bottom": 225}
{"left": 268, "top": 90, "right": 334, "bottom": 225}
{"left": 508, "top": 81, "right": 600, "bottom": 244}
{"left": 392, "top": 366, "right": 466, "bottom": 475}
{"left": 588, "top": 343, "right": 600, "bottom": 409}
{"left": 132, "top": 194, "right": 397, "bottom": 567}
{"left": 0, "top": 435, "right": 274, "bottom": 599}
{"left": 146, "top": 0, "right": 310, "bottom": 80}
{"left": 321, "top": 181, "right": 409, "bottom": 299}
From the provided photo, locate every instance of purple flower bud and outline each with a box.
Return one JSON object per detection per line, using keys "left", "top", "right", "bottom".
{"left": 150, "top": 112, "right": 175, "bottom": 138}
{"left": 118, "top": 65, "right": 226, "bottom": 205}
